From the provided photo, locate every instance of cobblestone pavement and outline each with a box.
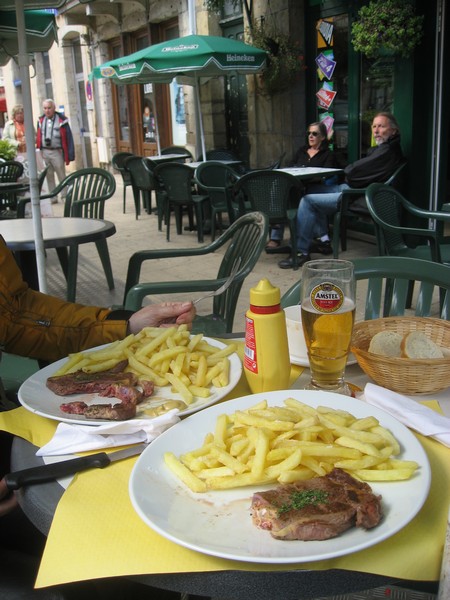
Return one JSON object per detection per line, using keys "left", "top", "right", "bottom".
{"left": 46, "top": 174, "right": 377, "bottom": 331}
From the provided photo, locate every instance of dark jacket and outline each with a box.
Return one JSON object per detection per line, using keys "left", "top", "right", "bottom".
{"left": 344, "top": 134, "right": 403, "bottom": 188}
{"left": 291, "top": 145, "right": 338, "bottom": 169}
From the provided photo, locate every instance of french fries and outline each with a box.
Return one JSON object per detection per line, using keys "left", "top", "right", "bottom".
{"left": 52, "top": 325, "right": 236, "bottom": 405}
{"left": 164, "top": 398, "right": 419, "bottom": 492}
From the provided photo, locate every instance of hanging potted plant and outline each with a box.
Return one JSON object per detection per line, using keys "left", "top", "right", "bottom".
{"left": 0, "top": 139, "right": 17, "bottom": 161}
{"left": 351, "top": 0, "right": 424, "bottom": 59}
{"left": 249, "top": 19, "right": 305, "bottom": 94}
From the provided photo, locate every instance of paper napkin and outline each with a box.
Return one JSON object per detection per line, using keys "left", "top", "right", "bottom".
{"left": 36, "top": 410, "right": 180, "bottom": 456}
{"left": 363, "top": 382, "right": 450, "bottom": 448}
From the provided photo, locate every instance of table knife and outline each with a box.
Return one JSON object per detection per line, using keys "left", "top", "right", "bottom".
{"left": 5, "top": 443, "right": 148, "bottom": 490}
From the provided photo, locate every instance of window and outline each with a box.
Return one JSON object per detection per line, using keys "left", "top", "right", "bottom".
{"left": 360, "top": 55, "right": 395, "bottom": 154}
{"left": 71, "top": 37, "right": 92, "bottom": 166}
{"left": 112, "top": 45, "right": 129, "bottom": 142}
{"left": 169, "top": 81, "right": 186, "bottom": 145}
{"left": 43, "top": 52, "right": 53, "bottom": 99}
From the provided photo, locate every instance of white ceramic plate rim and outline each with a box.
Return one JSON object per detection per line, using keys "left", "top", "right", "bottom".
{"left": 129, "top": 389, "right": 430, "bottom": 564}
{"left": 290, "top": 352, "right": 357, "bottom": 368}
{"left": 18, "top": 337, "right": 242, "bottom": 425}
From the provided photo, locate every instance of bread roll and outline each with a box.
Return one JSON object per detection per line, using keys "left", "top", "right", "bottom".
{"left": 368, "top": 331, "right": 403, "bottom": 357}
{"left": 401, "top": 331, "right": 444, "bottom": 359}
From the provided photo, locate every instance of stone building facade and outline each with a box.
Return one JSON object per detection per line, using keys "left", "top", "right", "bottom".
{"left": 2, "top": 0, "right": 305, "bottom": 172}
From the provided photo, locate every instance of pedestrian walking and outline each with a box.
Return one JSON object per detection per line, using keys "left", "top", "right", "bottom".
{"left": 36, "top": 99, "right": 75, "bottom": 203}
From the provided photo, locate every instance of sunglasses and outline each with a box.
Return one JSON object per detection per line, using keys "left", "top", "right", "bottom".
{"left": 307, "top": 131, "right": 320, "bottom": 137}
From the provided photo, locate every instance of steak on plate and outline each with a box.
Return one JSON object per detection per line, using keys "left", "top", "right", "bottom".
{"left": 46, "top": 360, "right": 137, "bottom": 396}
{"left": 250, "top": 468, "right": 382, "bottom": 541}
{"left": 49, "top": 360, "right": 155, "bottom": 421}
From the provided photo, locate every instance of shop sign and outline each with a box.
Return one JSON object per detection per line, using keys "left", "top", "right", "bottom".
{"left": 316, "top": 86, "right": 337, "bottom": 110}
{"left": 316, "top": 52, "right": 336, "bottom": 80}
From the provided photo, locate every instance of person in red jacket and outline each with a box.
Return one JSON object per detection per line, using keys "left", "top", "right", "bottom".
{"left": 36, "top": 99, "right": 75, "bottom": 203}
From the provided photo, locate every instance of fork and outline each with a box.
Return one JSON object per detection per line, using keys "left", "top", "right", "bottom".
{"left": 193, "top": 258, "right": 242, "bottom": 305}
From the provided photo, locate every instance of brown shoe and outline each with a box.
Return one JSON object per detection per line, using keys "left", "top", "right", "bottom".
{"left": 265, "top": 240, "right": 291, "bottom": 254}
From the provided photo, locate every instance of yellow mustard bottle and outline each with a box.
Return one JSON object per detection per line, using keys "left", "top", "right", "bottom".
{"left": 244, "top": 278, "right": 291, "bottom": 393}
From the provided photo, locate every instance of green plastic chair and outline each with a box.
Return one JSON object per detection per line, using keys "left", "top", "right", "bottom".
{"left": 153, "top": 162, "right": 209, "bottom": 243}
{"left": 280, "top": 256, "right": 450, "bottom": 320}
{"left": 194, "top": 161, "right": 241, "bottom": 241}
{"left": 111, "top": 151, "right": 134, "bottom": 214}
{"left": 331, "top": 159, "right": 408, "bottom": 258}
{"left": 38, "top": 168, "right": 117, "bottom": 301}
{"left": 123, "top": 155, "right": 155, "bottom": 218}
{"left": 141, "top": 158, "right": 168, "bottom": 231}
{"left": 0, "top": 160, "right": 25, "bottom": 216}
{"left": 14, "top": 166, "right": 49, "bottom": 218}
{"left": 123, "top": 211, "right": 269, "bottom": 335}
{"left": 232, "top": 169, "right": 304, "bottom": 269}
{"left": 0, "top": 159, "right": 24, "bottom": 182}
{"left": 160, "top": 146, "right": 194, "bottom": 162}
{"left": 364, "top": 182, "right": 450, "bottom": 264}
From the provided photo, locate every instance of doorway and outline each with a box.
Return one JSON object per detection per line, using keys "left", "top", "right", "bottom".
{"left": 109, "top": 20, "right": 184, "bottom": 157}
{"left": 221, "top": 3, "right": 250, "bottom": 165}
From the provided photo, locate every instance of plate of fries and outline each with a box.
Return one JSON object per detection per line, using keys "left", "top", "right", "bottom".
{"left": 18, "top": 326, "right": 242, "bottom": 425}
{"left": 129, "top": 390, "right": 430, "bottom": 563}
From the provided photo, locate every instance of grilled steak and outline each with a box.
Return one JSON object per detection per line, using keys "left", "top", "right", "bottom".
{"left": 46, "top": 360, "right": 137, "bottom": 396}
{"left": 50, "top": 362, "right": 155, "bottom": 421}
{"left": 251, "top": 468, "right": 383, "bottom": 541}
{"left": 84, "top": 402, "right": 137, "bottom": 420}
{"left": 60, "top": 400, "right": 137, "bottom": 420}
{"left": 60, "top": 401, "right": 88, "bottom": 415}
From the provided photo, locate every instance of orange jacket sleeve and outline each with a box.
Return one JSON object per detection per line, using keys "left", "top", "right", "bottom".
{"left": 0, "top": 237, "right": 127, "bottom": 363}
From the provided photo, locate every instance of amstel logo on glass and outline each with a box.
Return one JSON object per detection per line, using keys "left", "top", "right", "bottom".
{"left": 310, "top": 282, "right": 344, "bottom": 313}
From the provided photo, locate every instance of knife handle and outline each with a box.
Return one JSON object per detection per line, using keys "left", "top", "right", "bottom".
{"left": 5, "top": 453, "right": 110, "bottom": 490}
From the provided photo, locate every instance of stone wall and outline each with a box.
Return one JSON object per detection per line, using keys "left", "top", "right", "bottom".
{"left": 1, "top": 0, "right": 306, "bottom": 171}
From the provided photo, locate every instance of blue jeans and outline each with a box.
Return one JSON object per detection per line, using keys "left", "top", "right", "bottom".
{"left": 270, "top": 182, "right": 341, "bottom": 243}
{"left": 296, "top": 183, "right": 349, "bottom": 254}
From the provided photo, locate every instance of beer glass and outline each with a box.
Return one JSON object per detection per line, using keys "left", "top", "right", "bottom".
{"left": 300, "top": 259, "right": 356, "bottom": 395}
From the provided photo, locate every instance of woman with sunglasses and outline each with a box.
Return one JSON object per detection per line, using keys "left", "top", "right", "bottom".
{"left": 266, "top": 121, "right": 338, "bottom": 253}
{"left": 292, "top": 121, "right": 337, "bottom": 171}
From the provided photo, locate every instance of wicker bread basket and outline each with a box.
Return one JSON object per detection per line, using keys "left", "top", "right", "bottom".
{"left": 351, "top": 317, "right": 450, "bottom": 394}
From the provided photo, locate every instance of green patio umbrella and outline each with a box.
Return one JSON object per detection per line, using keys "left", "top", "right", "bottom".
{"left": 0, "top": 9, "right": 58, "bottom": 65}
{"left": 93, "top": 34, "right": 267, "bottom": 159}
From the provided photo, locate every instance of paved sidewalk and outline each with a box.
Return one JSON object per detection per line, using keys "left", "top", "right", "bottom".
{"left": 46, "top": 174, "right": 377, "bottom": 331}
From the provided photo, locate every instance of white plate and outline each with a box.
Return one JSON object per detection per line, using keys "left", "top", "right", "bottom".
{"left": 18, "top": 337, "right": 242, "bottom": 425}
{"left": 129, "top": 390, "right": 430, "bottom": 564}
{"left": 290, "top": 352, "right": 357, "bottom": 368}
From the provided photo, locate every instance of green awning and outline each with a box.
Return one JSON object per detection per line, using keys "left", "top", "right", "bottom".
{"left": 93, "top": 34, "right": 267, "bottom": 84}
{"left": 0, "top": 9, "right": 57, "bottom": 66}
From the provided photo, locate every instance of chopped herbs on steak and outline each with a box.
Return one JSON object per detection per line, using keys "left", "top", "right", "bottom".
{"left": 277, "top": 489, "right": 329, "bottom": 516}
{"left": 251, "top": 468, "right": 383, "bottom": 541}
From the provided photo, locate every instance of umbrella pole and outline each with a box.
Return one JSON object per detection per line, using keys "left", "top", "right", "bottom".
{"left": 194, "top": 74, "right": 206, "bottom": 160}
{"left": 16, "top": 0, "right": 48, "bottom": 293}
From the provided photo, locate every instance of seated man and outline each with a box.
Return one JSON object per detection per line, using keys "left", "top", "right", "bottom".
{"left": 278, "top": 112, "right": 404, "bottom": 269}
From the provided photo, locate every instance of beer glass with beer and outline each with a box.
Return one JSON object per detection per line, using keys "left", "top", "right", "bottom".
{"left": 301, "top": 259, "right": 355, "bottom": 395}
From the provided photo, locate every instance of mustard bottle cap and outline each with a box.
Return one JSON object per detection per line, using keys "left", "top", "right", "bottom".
{"left": 249, "top": 278, "right": 280, "bottom": 307}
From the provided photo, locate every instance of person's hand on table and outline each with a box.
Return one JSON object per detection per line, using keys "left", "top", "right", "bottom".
{"left": 0, "top": 478, "right": 18, "bottom": 517}
{"left": 128, "top": 301, "right": 196, "bottom": 332}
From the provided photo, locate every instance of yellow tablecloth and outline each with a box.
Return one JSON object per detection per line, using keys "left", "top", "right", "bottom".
{"left": 0, "top": 346, "right": 448, "bottom": 589}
